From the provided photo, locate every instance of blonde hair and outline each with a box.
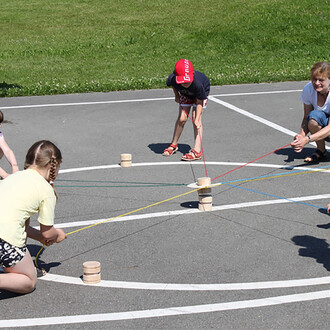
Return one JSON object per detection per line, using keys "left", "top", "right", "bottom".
{"left": 310, "top": 62, "right": 330, "bottom": 80}
{"left": 24, "top": 140, "right": 62, "bottom": 197}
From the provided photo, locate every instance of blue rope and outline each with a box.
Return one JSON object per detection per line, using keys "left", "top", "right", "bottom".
{"left": 223, "top": 183, "right": 327, "bottom": 211}
{"left": 219, "top": 164, "right": 330, "bottom": 186}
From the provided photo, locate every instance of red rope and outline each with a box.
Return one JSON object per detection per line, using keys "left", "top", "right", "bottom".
{"left": 180, "top": 107, "right": 291, "bottom": 182}
{"left": 211, "top": 143, "right": 292, "bottom": 182}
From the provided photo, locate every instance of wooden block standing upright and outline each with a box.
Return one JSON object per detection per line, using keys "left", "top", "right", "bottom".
{"left": 83, "top": 261, "right": 101, "bottom": 284}
{"left": 120, "top": 153, "right": 132, "bottom": 167}
{"left": 197, "top": 177, "right": 212, "bottom": 211}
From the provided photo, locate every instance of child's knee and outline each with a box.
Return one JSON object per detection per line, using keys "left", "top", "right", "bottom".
{"left": 178, "top": 119, "right": 187, "bottom": 126}
{"left": 25, "top": 283, "right": 36, "bottom": 294}
{"left": 177, "top": 115, "right": 188, "bottom": 126}
{"left": 22, "top": 276, "right": 37, "bottom": 294}
{"left": 24, "top": 269, "right": 37, "bottom": 293}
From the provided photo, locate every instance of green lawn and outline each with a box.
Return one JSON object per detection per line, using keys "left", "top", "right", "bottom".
{"left": 0, "top": 0, "right": 328, "bottom": 96}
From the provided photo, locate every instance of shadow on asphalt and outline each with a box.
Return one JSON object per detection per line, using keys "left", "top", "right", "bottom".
{"left": 148, "top": 143, "right": 191, "bottom": 155}
{"left": 275, "top": 147, "right": 330, "bottom": 164}
{"left": 291, "top": 235, "right": 330, "bottom": 271}
{"left": 27, "top": 244, "right": 61, "bottom": 273}
{"left": 181, "top": 201, "right": 199, "bottom": 209}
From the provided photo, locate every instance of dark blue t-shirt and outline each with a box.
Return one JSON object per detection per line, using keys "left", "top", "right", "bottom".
{"left": 166, "top": 71, "right": 210, "bottom": 100}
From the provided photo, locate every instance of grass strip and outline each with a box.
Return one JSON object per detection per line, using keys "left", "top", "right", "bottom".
{"left": 0, "top": 0, "right": 328, "bottom": 97}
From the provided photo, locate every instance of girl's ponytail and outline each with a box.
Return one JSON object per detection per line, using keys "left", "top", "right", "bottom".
{"left": 24, "top": 140, "right": 62, "bottom": 198}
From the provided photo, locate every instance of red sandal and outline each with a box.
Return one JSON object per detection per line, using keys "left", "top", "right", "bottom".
{"left": 181, "top": 149, "right": 201, "bottom": 161}
{"left": 162, "top": 143, "right": 178, "bottom": 156}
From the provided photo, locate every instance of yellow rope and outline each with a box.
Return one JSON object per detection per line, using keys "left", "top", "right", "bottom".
{"left": 34, "top": 165, "right": 330, "bottom": 268}
{"left": 67, "top": 187, "right": 200, "bottom": 236}
{"left": 34, "top": 243, "right": 46, "bottom": 268}
{"left": 34, "top": 186, "right": 201, "bottom": 268}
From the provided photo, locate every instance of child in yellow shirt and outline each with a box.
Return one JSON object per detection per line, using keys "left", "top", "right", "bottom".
{"left": 0, "top": 140, "right": 67, "bottom": 294}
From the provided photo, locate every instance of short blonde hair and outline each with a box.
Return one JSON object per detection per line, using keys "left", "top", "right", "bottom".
{"left": 310, "top": 62, "right": 330, "bottom": 80}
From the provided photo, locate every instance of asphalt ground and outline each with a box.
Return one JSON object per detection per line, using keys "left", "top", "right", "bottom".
{"left": 1, "top": 81, "right": 330, "bottom": 329}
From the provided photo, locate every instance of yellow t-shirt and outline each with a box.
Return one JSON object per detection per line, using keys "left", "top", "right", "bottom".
{"left": 0, "top": 169, "right": 56, "bottom": 247}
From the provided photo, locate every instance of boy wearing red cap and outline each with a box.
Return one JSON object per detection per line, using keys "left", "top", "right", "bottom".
{"left": 163, "top": 59, "right": 210, "bottom": 161}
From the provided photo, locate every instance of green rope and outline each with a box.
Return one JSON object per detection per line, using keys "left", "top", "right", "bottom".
{"left": 55, "top": 179, "right": 187, "bottom": 188}
{"left": 55, "top": 184, "right": 186, "bottom": 188}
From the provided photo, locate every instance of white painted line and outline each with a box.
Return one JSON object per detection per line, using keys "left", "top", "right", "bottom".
{"left": 41, "top": 273, "right": 330, "bottom": 291}
{"left": 0, "top": 89, "right": 301, "bottom": 110}
{"left": 208, "top": 95, "right": 323, "bottom": 149}
{"left": 212, "top": 89, "right": 302, "bottom": 97}
{"left": 50, "top": 193, "right": 330, "bottom": 230}
{"left": 59, "top": 164, "right": 121, "bottom": 173}
{"left": 53, "top": 161, "right": 330, "bottom": 230}
{"left": 1, "top": 289, "right": 330, "bottom": 327}
{"left": 0, "top": 97, "right": 173, "bottom": 110}
{"left": 209, "top": 95, "right": 298, "bottom": 138}
{"left": 58, "top": 161, "right": 325, "bottom": 174}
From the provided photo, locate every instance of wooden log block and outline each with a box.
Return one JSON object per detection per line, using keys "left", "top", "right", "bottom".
{"left": 120, "top": 153, "right": 132, "bottom": 167}
{"left": 197, "top": 177, "right": 212, "bottom": 211}
{"left": 197, "top": 177, "right": 211, "bottom": 187}
{"left": 83, "top": 261, "right": 101, "bottom": 284}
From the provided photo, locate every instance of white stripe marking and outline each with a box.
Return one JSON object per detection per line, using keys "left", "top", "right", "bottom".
{"left": 0, "top": 89, "right": 301, "bottom": 110}
{"left": 53, "top": 161, "right": 330, "bottom": 230}
{"left": 1, "top": 290, "right": 330, "bottom": 327}
{"left": 51, "top": 193, "right": 330, "bottom": 230}
{"left": 209, "top": 95, "right": 298, "bottom": 137}
{"left": 41, "top": 273, "right": 330, "bottom": 291}
{"left": 0, "top": 97, "right": 173, "bottom": 110}
{"left": 58, "top": 161, "right": 324, "bottom": 174}
{"left": 212, "top": 89, "right": 301, "bottom": 97}
{"left": 209, "top": 95, "right": 324, "bottom": 149}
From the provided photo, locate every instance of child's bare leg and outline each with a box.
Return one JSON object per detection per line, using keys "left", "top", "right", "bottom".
{"left": 170, "top": 106, "right": 190, "bottom": 145}
{"left": 193, "top": 124, "right": 203, "bottom": 153}
{"left": 1, "top": 250, "right": 37, "bottom": 294}
{"left": 192, "top": 108, "right": 203, "bottom": 153}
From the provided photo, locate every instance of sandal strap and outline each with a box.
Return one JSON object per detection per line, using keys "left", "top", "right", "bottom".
{"left": 191, "top": 149, "right": 201, "bottom": 157}
{"left": 182, "top": 149, "right": 201, "bottom": 160}
{"left": 163, "top": 143, "right": 178, "bottom": 155}
{"left": 169, "top": 143, "right": 178, "bottom": 149}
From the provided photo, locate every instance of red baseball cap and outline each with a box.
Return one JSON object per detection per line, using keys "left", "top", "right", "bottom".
{"left": 175, "top": 59, "right": 194, "bottom": 84}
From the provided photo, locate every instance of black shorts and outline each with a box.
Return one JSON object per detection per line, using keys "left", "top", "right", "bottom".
{"left": 0, "top": 238, "right": 27, "bottom": 268}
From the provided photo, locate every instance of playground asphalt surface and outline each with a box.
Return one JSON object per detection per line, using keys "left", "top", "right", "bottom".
{"left": 1, "top": 81, "right": 330, "bottom": 329}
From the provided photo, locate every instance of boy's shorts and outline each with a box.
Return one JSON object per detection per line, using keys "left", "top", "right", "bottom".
{"left": 307, "top": 110, "right": 329, "bottom": 127}
{"left": 179, "top": 95, "right": 208, "bottom": 109}
{"left": 0, "top": 238, "right": 27, "bottom": 268}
